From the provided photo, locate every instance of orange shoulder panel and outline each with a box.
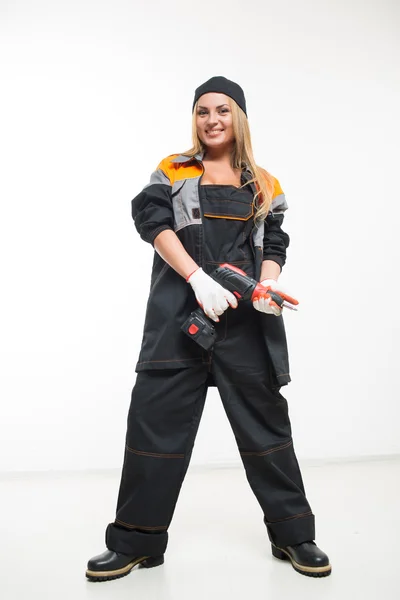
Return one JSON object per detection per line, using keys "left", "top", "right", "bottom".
{"left": 155, "top": 154, "right": 201, "bottom": 185}
{"left": 272, "top": 176, "right": 284, "bottom": 199}
{"left": 258, "top": 169, "right": 284, "bottom": 200}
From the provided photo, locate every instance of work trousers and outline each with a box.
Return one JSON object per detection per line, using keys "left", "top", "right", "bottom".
{"left": 105, "top": 302, "right": 315, "bottom": 557}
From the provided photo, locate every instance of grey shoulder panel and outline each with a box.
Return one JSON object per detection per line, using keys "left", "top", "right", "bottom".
{"left": 271, "top": 193, "right": 288, "bottom": 214}
{"left": 143, "top": 168, "right": 171, "bottom": 189}
{"left": 252, "top": 220, "right": 264, "bottom": 248}
{"left": 172, "top": 176, "right": 202, "bottom": 232}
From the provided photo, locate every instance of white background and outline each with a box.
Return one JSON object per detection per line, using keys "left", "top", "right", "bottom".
{"left": 1, "top": 0, "right": 399, "bottom": 472}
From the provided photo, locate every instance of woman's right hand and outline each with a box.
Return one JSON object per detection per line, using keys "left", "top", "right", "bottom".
{"left": 187, "top": 267, "right": 238, "bottom": 322}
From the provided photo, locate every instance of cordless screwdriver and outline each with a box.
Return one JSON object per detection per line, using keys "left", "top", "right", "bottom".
{"left": 181, "top": 263, "right": 299, "bottom": 350}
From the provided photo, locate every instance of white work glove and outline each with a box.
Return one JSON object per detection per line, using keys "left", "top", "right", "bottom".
{"left": 253, "top": 278, "right": 297, "bottom": 317}
{"left": 187, "top": 267, "right": 238, "bottom": 322}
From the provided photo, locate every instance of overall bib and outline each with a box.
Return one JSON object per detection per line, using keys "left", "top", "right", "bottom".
{"left": 105, "top": 184, "right": 315, "bottom": 557}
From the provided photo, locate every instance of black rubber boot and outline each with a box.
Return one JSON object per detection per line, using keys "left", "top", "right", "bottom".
{"left": 86, "top": 549, "right": 164, "bottom": 582}
{"left": 271, "top": 541, "right": 332, "bottom": 577}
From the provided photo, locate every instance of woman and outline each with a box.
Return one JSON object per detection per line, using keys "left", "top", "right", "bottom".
{"left": 86, "top": 76, "right": 332, "bottom": 580}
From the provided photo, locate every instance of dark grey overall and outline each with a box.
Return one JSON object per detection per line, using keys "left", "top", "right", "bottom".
{"left": 105, "top": 182, "right": 315, "bottom": 557}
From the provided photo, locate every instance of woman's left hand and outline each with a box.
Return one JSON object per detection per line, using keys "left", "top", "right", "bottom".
{"left": 253, "top": 279, "right": 298, "bottom": 316}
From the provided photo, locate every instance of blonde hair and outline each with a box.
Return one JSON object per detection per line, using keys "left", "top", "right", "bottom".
{"left": 180, "top": 96, "right": 274, "bottom": 222}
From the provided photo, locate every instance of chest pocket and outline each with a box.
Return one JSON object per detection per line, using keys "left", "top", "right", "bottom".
{"left": 201, "top": 185, "right": 254, "bottom": 221}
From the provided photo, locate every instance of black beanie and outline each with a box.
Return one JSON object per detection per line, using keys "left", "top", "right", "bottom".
{"left": 192, "top": 76, "right": 247, "bottom": 117}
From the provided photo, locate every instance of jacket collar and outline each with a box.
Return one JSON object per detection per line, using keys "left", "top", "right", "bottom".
{"left": 171, "top": 151, "right": 252, "bottom": 174}
{"left": 171, "top": 151, "right": 205, "bottom": 163}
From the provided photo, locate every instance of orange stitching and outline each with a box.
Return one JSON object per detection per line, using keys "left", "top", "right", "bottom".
{"left": 137, "top": 358, "right": 201, "bottom": 365}
{"left": 276, "top": 373, "right": 290, "bottom": 378}
{"left": 264, "top": 510, "right": 313, "bottom": 525}
{"left": 204, "top": 213, "right": 252, "bottom": 221}
{"left": 240, "top": 439, "right": 293, "bottom": 457}
{"left": 126, "top": 445, "right": 184, "bottom": 459}
{"left": 115, "top": 519, "right": 168, "bottom": 530}
{"left": 202, "top": 197, "right": 254, "bottom": 220}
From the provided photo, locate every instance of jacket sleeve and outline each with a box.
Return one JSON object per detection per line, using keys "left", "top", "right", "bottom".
{"left": 131, "top": 160, "right": 174, "bottom": 246}
{"left": 263, "top": 177, "right": 290, "bottom": 271}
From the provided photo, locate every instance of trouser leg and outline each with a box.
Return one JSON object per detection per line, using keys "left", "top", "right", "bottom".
{"left": 106, "top": 364, "right": 209, "bottom": 556}
{"left": 211, "top": 302, "right": 315, "bottom": 548}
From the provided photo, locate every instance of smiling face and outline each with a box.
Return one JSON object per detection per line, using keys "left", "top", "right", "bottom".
{"left": 195, "top": 92, "right": 235, "bottom": 149}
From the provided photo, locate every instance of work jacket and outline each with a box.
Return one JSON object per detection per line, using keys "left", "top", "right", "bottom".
{"left": 131, "top": 151, "right": 292, "bottom": 386}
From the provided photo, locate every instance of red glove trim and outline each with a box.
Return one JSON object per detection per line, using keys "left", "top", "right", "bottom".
{"left": 186, "top": 267, "right": 201, "bottom": 283}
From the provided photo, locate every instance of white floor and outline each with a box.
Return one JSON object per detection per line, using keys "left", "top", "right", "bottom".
{"left": 1, "top": 457, "right": 399, "bottom": 600}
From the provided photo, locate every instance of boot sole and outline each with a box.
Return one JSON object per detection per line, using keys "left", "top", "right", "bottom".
{"left": 271, "top": 544, "right": 332, "bottom": 577}
{"left": 86, "top": 554, "right": 164, "bottom": 582}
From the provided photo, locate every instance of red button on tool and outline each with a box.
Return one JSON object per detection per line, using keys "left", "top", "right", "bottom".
{"left": 233, "top": 291, "right": 242, "bottom": 299}
{"left": 188, "top": 324, "right": 199, "bottom": 335}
